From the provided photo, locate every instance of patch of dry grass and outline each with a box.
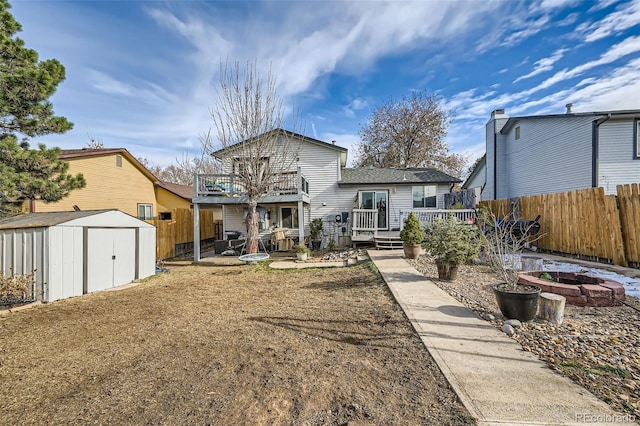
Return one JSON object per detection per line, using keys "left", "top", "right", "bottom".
{"left": 0, "top": 262, "right": 474, "bottom": 425}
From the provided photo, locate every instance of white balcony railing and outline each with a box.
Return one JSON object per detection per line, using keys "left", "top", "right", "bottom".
{"left": 399, "top": 209, "right": 476, "bottom": 229}
{"left": 195, "top": 170, "right": 309, "bottom": 197}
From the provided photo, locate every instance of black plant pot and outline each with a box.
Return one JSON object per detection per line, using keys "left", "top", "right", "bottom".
{"left": 312, "top": 240, "right": 321, "bottom": 251}
{"left": 492, "top": 283, "right": 541, "bottom": 321}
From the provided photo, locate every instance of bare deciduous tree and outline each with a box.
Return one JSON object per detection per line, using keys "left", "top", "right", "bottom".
{"left": 355, "top": 91, "right": 466, "bottom": 178}
{"left": 204, "top": 61, "right": 300, "bottom": 254}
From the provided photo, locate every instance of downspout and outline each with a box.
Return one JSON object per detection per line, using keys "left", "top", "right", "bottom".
{"left": 592, "top": 114, "right": 611, "bottom": 188}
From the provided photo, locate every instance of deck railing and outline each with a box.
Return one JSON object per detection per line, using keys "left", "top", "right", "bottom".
{"left": 195, "top": 170, "right": 309, "bottom": 197}
{"left": 351, "top": 209, "right": 379, "bottom": 240}
{"left": 399, "top": 209, "right": 476, "bottom": 229}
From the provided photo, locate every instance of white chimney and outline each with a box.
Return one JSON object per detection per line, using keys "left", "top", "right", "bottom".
{"left": 491, "top": 109, "right": 506, "bottom": 118}
{"left": 566, "top": 103, "right": 573, "bottom": 114}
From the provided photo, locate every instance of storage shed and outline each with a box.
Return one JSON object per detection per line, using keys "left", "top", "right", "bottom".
{"left": 0, "top": 210, "right": 156, "bottom": 302}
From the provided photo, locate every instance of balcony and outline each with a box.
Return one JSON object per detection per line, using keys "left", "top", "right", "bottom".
{"left": 194, "top": 170, "right": 309, "bottom": 203}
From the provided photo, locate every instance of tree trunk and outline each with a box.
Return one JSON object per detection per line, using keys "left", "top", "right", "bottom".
{"left": 539, "top": 292, "right": 565, "bottom": 325}
{"left": 245, "top": 201, "right": 259, "bottom": 254}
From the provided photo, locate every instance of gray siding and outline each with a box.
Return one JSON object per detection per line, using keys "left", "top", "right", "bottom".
{"left": 598, "top": 119, "right": 639, "bottom": 195}
{"left": 485, "top": 119, "right": 496, "bottom": 200}
{"left": 495, "top": 132, "right": 509, "bottom": 199}
{"left": 337, "top": 183, "right": 450, "bottom": 231}
{"left": 221, "top": 136, "right": 347, "bottom": 239}
{"left": 464, "top": 162, "right": 485, "bottom": 191}
{"left": 485, "top": 115, "right": 508, "bottom": 200}
{"left": 498, "top": 116, "right": 593, "bottom": 198}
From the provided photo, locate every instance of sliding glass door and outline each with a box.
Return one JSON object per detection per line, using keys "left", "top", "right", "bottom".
{"left": 359, "top": 191, "right": 388, "bottom": 230}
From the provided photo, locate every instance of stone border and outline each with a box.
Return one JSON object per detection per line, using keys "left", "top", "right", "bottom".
{"left": 519, "top": 271, "right": 625, "bottom": 307}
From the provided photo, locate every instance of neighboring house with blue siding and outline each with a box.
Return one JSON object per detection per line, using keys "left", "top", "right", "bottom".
{"left": 464, "top": 108, "right": 640, "bottom": 200}
{"left": 191, "top": 129, "right": 459, "bottom": 258}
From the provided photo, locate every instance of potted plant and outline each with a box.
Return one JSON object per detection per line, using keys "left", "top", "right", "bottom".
{"left": 478, "top": 206, "right": 542, "bottom": 321}
{"left": 294, "top": 244, "right": 311, "bottom": 261}
{"left": 399, "top": 212, "right": 425, "bottom": 259}
{"left": 422, "top": 214, "right": 480, "bottom": 280}
{"left": 310, "top": 218, "right": 323, "bottom": 250}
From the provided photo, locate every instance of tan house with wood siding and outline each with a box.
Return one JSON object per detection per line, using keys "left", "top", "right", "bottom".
{"left": 32, "top": 148, "right": 220, "bottom": 221}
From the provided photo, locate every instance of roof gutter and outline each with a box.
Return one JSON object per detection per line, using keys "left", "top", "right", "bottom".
{"left": 592, "top": 114, "right": 611, "bottom": 188}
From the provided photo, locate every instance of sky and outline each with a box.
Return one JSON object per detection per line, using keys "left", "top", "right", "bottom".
{"left": 9, "top": 0, "right": 640, "bottom": 172}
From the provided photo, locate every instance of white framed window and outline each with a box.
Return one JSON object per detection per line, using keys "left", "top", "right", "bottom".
{"left": 412, "top": 185, "right": 437, "bottom": 208}
{"left": 280, "top": 206, "right": 298, "bottom": 228}
{"left": 116, "top": 155, "right": 122, "bottom": 167}
{"left": 515, "top": 126, "right": 521, "bottom": 140}
{"left": 137, "top": 203, "right": 153, "bottom": 220}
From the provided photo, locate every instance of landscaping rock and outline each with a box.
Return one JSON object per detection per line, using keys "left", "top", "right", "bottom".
{"left": 504, "top": 319, "right": 522, "bottom": 328}
{"left": 407, "top": 254, "right": 640, "bottom": 419}
{"left": 502, "top": 324, "right": 515, "bottom": 336}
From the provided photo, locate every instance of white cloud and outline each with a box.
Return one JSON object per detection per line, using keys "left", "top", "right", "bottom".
{"left": 513, "top": 48, "right": 568, "bottom": 83}
{"left": 537, "top": 0, "right": 581, "bottom": 11}
{"left": 343, "top": 97, "right": 369, "bottom": 118}
{"left": 147, "top": 1, "right": 506, "bottom": 102}
{"left": 588, "top": 0, "right": 621, "bottom": 12}
{"left": 577, "top": 0, "right": 640, "bottom": 42}
{"left": 510, "top": 35, "right": 640, "bottom": 97}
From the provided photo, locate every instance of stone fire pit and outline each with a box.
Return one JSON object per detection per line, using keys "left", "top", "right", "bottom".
{"left": 518, "top": 271, "right": 625, "bottom": 307}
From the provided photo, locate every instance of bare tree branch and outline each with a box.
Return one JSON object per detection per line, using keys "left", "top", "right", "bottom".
{"left": 206, "top": 60, "right": 300, "bottom": 253}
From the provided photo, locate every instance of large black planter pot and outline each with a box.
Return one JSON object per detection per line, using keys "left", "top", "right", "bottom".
{"left": 312, "top": 240, "right": 322, "bottom": 251}
{"left": 492, "top": 283, "right": 541, "bottom": 321}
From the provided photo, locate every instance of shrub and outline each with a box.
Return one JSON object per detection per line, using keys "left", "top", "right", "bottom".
{"left": 400, "top": 212, "right": 425, "bottom": 245}
{"left": 310, "top": 218, "right": 323, "bottom": 241}
{"left": 0, "top": 271, "right": 34, "bottom": 304}
{"left": 422, "top": 215, "right": 480, "bottom": 265}
{"left": 294, "top": 244, "right": 311, "bottom": 255}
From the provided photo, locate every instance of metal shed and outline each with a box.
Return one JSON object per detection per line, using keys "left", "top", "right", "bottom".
{"left": 0, "top": 210, "right": 156, "bottom": 302}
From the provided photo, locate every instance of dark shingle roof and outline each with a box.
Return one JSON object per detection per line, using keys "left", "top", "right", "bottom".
{"left": 0, "top": 210, "right": 115, "bottom": 229}
{"left": 155, "top": 181, "right": 194, "bottom": 200}
{"left": 339, "top": 167, "right": 460, "bottom": 185}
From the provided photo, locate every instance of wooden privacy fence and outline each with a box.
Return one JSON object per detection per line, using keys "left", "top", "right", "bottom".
{"left": 481, "top": 184, "right": 640, "bottom": 267}
{"left": 147, "top": 208, "right": 222, "bottom": 259}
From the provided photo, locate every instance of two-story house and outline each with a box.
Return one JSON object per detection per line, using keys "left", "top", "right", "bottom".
{"left": 32, "top": 148, "right": 220, "bottom": 221}
{"left": 192, "top": 129, "right": 461, "bottom": 259}
{"left": 464, "top": 108, "right": 640, "bottom": 200}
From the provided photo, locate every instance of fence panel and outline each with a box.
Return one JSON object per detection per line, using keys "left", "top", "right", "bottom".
{"left": 618, "top": 183, "right": 640, "bottom": 265}
{"left": 481, "top": 186, "right": 629, "bottom": 266}
{"left": 148, "top": 208, "right": 220, "bottom": 260}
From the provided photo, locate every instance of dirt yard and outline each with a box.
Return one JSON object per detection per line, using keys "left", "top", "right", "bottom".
{"left": 0, "top": 262, "right": 474, "bottom": 425}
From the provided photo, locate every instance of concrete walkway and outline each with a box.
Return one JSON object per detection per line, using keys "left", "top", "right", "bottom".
{"left": 368, "top": 250, "right": 637, "bottom": 426}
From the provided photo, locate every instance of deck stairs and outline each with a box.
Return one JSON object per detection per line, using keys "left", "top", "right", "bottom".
{"left": 374, "top": 235, "right": 403, "bottom": 249}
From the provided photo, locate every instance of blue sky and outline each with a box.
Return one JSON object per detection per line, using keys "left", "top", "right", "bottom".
{"left": 10, "top": 0, "right": 640, "bottom": 171}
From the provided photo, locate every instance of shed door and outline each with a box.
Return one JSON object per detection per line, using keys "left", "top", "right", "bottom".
{"left": 86, "top": 228, "right": 136, "bottom": 293}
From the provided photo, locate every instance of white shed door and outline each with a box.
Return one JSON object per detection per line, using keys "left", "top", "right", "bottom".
{"left": 87, "top": 228, "right": 136, "bottom": 293}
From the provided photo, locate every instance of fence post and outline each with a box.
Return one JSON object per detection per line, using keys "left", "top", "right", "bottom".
{"left": 194, "top": 203, "right": 200, "bottom": 262}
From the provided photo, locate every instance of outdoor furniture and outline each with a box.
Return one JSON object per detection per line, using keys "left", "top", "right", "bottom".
{"left": 271, "top": 228, "right": 293, "bottom": 251}
{"left": 501, "top": 215, "right": 542, "bottom": 239}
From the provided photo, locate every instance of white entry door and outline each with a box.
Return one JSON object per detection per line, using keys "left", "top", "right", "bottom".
{"left": 86, "top": 228, "right": 136, "bottom": 293}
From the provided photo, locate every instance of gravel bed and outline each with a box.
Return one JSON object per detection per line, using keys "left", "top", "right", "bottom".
{"left": 407, "top": 254, "right": 640, "bottom": 419}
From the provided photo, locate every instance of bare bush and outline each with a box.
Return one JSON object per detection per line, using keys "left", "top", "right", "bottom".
{"left": 0, "top": 271, "right": 35, "bottom": 304}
